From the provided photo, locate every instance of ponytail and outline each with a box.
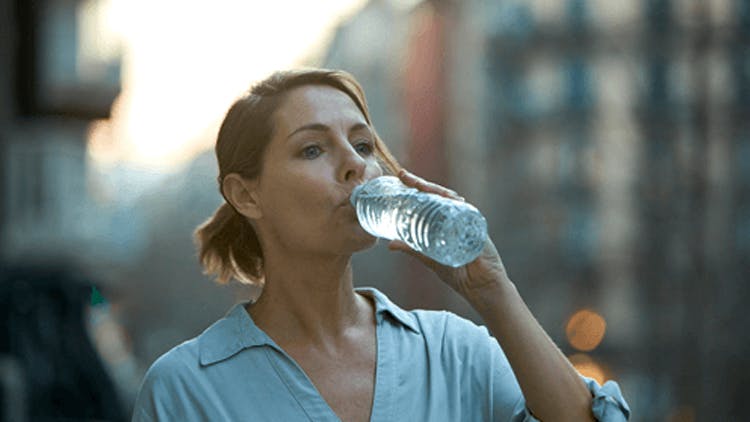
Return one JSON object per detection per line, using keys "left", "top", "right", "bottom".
{"left": 194, "top": 203, "right": 263, "bottom": 285}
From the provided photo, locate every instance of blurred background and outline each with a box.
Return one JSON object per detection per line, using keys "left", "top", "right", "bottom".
{"left": 1, "top": 0, "right": 748, "bottom": 420}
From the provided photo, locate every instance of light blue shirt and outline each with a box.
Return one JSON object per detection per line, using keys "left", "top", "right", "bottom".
{"left": 133, "top": 287, "right": 630, "bottom": 421}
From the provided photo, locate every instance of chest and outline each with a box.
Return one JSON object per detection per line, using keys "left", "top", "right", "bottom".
{"left": 286, "top": 342, "right": 377, "bottom": 422}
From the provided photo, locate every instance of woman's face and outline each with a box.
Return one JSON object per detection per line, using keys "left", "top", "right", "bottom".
{"left": 251, "top": 84, "right": 383, "bottom": 259}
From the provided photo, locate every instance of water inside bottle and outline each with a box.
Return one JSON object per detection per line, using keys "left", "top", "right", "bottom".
{"left": 354, "top": 191, "right": 487, "bottom": 267}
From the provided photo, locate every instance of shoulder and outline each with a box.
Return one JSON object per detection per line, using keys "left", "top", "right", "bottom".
{"left": 132, "top": 339, "right": 202, "bottom": 420}
{"left": 409, "top": 309, "right": 518, "bottom": 395}
{"left": 409, "top": 308, "right": 518, "bottom": 382}
{"left": 139, "top": 338, "right": 201, "bottom": 395}
{"left": 358, "top": 286, "right": 492, "bottom": 345}
{"left": 411, "top": 308, "right": 492, "bottom": 346}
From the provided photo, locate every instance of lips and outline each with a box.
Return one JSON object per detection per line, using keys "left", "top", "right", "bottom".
{"left": 340, "top": 196, "right": 355, "bottom": 208}
{"left": 341, "top": 178, "right": 370, "bottom": 208}
{"left": 340, "top": 188, "right": 358, "bottom": 207}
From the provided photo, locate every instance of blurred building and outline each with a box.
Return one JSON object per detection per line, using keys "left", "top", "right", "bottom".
{"left": 324, "top": 0, "right": 750, "bottom": 419}
{"left": 0, "top": 0, "right": 145, "bottom": 272}
{"left": 0, "top": 0, "right": 132, "bottom": 419}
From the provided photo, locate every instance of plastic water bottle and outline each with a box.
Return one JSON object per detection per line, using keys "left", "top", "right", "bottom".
{"left": 350, "top": 175, "right": 487, "bottom": 267}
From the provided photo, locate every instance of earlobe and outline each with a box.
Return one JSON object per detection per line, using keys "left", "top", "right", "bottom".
{"left": 222, "top": 173, "right": 263, "bottom": 219}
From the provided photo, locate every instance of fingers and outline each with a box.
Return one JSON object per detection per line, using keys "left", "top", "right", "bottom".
{"left": 387, "top": 239, "right": 419, "bottom": 258}
{"left": 397, "top": 169, "right": 465, "bottom": 201}
{"left": 387, "top": 239, "right": 409, "bottom": 251}
{"left": 387, "top": 239, "right": 441, "bottom": 267}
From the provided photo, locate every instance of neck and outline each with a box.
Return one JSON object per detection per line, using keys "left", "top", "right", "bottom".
{"left": 248, "top": 252, "right": 371, "bottom": 346}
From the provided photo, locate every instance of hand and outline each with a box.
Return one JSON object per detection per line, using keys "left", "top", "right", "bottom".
{"left": 387, "top": 170, "right": 511, "bottom": 298}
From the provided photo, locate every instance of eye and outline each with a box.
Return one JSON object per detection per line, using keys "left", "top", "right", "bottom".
{"left": 301, "top": 145, "right": 322, "bottom": 159}
{"left": 354, "top": 140, "right": 374, "bottom": 156}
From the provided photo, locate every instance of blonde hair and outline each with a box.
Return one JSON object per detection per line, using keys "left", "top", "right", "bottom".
{"left": 194, "top": 69, "right": 401, "bottom": 285}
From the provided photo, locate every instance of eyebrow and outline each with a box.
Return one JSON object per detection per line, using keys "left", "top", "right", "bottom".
{"left": 286, "top": 122, "right": 370, "bottom": 140}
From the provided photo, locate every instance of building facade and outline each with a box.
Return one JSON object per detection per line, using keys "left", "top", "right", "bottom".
{"left": 324, "top": 0, "right": 750, "bottom": 419}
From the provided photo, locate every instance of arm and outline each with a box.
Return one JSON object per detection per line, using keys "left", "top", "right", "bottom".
{"left": 389, "top": 170, "right": 608, "bottom": 421}
{"left": 463, "top": 267, "right": 595, "bottom": 421}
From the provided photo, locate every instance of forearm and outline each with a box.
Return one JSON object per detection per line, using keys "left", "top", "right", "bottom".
{"left": 463, "top": 277, "right": 595, "bottom": 422}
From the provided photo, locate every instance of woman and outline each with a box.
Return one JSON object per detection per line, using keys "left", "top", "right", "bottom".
{"left": 132, "top": 69, "right": 630, "bottom": 421}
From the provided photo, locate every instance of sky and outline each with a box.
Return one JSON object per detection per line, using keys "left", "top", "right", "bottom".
{"left": 85, "top": 0, "right": 368, "bottom": 172}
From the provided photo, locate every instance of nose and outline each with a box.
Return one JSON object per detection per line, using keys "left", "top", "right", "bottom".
{"left": 338, "top": 143, "right": 367, "bottom": 184}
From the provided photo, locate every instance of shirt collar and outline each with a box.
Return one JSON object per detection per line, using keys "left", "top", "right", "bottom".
{"left": 198, "top": 287, "right": 420, "bottom": 366}
{"left": 198, "top": 302, "right": 273, "bottom": 366}
{"left": 355, "top": 287, "right": 420, "bottom": 334}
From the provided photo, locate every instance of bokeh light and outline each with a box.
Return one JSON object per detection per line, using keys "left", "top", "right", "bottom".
{"left": 566, "top": 308, "right": 607, "bottom": 352}
{"left": 568, "top": 353, "right": 608, "bottom": 386}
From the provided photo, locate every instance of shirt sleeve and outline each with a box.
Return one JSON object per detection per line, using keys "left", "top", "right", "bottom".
{"left": 131, "top": 357, "right": 177, "bottom": 422}
{"left": 510, "top": 376, "right": 631, "bottom": 421}
{"left": 443, "top": 313, "right": 630, "bottom": 421}
{"left": 131, "top": 350, "right": 196, "bottom": 422}
{"left": 132, "top": 406, "right": 155, "bottom": 422}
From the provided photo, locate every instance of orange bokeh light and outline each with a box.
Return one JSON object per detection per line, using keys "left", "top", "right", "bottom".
{"left": 566, "top": 309, "right": 607, "bottom": 352}
{"left": 568, "top": 353, "right": 609, "bottom": 385}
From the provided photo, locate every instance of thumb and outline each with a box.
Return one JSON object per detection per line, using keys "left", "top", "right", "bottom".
{"left": 387, "top": 239, "right": 411, "bottom": 253}
{"left": 387, "top": 240, "right": 441, "bottom": 269}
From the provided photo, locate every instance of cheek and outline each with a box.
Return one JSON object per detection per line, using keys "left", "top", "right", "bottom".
{"left": 279, "top": 179, "right": 330, "bottom": 217}
{"left": 266, "top": 192, "right": 325, "bottom": 237}
{"left": 365, "top": 161, "right": 384, "bottom": 178}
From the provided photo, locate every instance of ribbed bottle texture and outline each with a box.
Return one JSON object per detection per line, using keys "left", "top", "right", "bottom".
{"left": 350, "top": 176, "right": 487, "bottom": 267}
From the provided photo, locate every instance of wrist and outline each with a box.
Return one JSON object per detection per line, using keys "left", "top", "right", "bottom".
{"left": 461, "top": 275, "right": 518, "bottom": 313}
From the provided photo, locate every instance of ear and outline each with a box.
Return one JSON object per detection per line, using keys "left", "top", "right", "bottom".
{"left": 222, "top": 173, "right": 263, "bottom": 219}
